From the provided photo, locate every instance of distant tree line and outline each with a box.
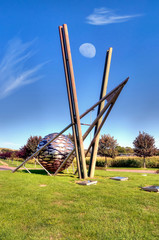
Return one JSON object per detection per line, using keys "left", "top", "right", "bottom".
{"left": 97, "top": 131, "right": 157, "bottom": 168}
{"left": 0, "top": 131, "right": 159, "bottom": 169}
{"left": 0, "top": 136, "right": 42, "bottom": 160}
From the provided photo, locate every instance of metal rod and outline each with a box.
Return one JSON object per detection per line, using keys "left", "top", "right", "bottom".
{"left": 12, "top": 123, "right": 73, "bottom": 173}
{"left": 88, "top": 48, "right": 112, "bottom": 177}
{"left": 54, "top": 89, "right": 117, "bottom": 176}
{"left": 59, "top": 25, "right": 81, "bottom": 178}
{"left": 62, "top": 24, "right": 87, "bottom": 179}
{"left": 85, "top": 105, "right": 113, "bottom": 157}
{"left": 85, "top": 88, "right": 121, "bottom": 157}
{"left": 86, "top": 84, "right": 126, "bottom": 171}
{"left": 23, "top": 165, "right": 31, "bottom": 174}
{"left": 54, "top": 149, "right": 75, "bottom": 176}
{"left": 82, "top": 96, "right": 115, "bottom": 141}
{"left": 80, "top": 78, "right": 129, "bottom": 119}
{"left": 54, "top": 99, "right": 110, "bottom": 176}
{"left": 81, "top": 123, "right": 91, "bottom": 126}
{"left": 13, "top": 75, "right": 128, "bottom": 176}
{"left": 50, "top": 78, "right": 129, "bottom": 177}
{"left": 35, "top": 159, "right": 52, "bottom": 176}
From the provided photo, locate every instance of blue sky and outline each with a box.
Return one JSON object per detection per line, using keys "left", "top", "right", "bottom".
{"left": 0, "top": 0, "right": 159, "bottom": 149}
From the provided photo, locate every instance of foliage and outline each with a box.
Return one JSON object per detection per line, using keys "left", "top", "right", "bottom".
{"left": 116, "top": 146, "right": 134, "bottom": 155}
{"left": 17, "top": 145, "right": 28, "bottom": 159}
{"left": 67, "top": 133, "right": 74, "bottom": 143}
{"left": 116, "top": 146, "right": 126, "bottom": 154}
{"left": 86, "top": 156, "right": 159, "bottom": 168}
{"left": 125, "top": 146, "right": 134, "bottom": 154}
{"left": 98, "top": 134, "right": 118, "bottom": 159}
{"left": 86, "top": 158, "right": 107, "bottom": 167}
{"left": 111, "top": 159, "right": 142, "bottom": 168}
{"left": 133, "top": 131, "right": 156, "bottom": 168}
{"left": 0, "top": 151, "right": 12, "bottom": 159}
{"left": 0, "top": 148, "right": 13, "bottom": 153}
{"left": 18, "top": 136, "right": 42, "bottom": 159}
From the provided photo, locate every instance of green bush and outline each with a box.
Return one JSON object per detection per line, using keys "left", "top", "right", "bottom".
{"left": 86, "top": 158, "right": 112, "bottom": 167}
{"left": 111, "top": 159, "right": 142, "bottom": 168}
{"left": 86, "top": 157, "right": 159, "bottom": 168}
{"left": 146, "top": 159, "right": 159, "bottom": 168}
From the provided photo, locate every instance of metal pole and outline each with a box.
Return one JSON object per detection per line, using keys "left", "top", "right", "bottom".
{"left": 59, "top": 26, "right": 81, "bottom": 178}
{"left": 54, "top": 149, "right": 75, "bottom": 175}
{"left": 35, "top": 159, "right": 52, "bottom": 176}
{"left": 62, "top": 24, "right": 87, "bottom": 179}
{"left": 53, "top": 78, "right": 128, "bottom": 176}
{"left": 23, "top": 165, "right": 31, "bottom": 174}
{"left": 88, "top": 48, "right": 112, "bottom": 177}
{"left": 85, "top": 86, "right": 123, "bottom": 157}
{"left": 80, "top": 78, "right": 129, "bottom": 119}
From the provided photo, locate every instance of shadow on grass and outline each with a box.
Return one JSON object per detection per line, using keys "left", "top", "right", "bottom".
{"left": 22, "top": 169, "right": 49, "bottom": 175}
{"left": 21, "top": 169, "right": 77, "bottom": 178}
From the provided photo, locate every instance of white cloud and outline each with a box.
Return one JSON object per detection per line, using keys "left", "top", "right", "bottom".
{"left": 79, "top": 43, "right": 96, "bottom": 58}
{"left": 0, "top": 38, "right": 44, "bottom": 99}
{"left": 86, "top": 7, "right": 142, "bottom": 25}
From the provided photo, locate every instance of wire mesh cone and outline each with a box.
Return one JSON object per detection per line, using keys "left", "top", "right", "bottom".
{"left": 37, "top": 133, "right": 74, "bottom": 173}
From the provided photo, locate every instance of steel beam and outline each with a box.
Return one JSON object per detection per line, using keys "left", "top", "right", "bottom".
{"left": 59, "top": 26, "right": 81, "bottom": 178}
{"left": 88, "top": 48, "right": 112, "bottom": 178}
{"left": 60, "top": 24, "right": 87, "bottom": 179}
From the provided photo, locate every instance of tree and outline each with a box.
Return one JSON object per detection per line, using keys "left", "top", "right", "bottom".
{"left": 67, "top": 133, "right": 74, "bottom": 144}
{"left": 116, "top": 146, "right": 126, "bottom": 155}
{"left": 133, "top": 131, "right": 156, "bottom": 168}
{"left": 98, "top": 134, "right": 118, "bottom": 167}
{"left": 17, "top": 145, "right": 28, "bottom": 159}
{"left": 125, "top": 147, "right": 134, "bottom": 155}
{"left": 18, "top": 136, "right": 42, "bottom": 158}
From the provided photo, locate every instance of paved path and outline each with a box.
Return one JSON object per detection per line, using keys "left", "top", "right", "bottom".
{"left": 0, "top": 166, "right": 15, "bottom": 171}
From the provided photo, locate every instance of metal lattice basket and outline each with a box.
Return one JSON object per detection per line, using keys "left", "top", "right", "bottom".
{"left": 37, "top": 133, "right": 74, "bottom": 173}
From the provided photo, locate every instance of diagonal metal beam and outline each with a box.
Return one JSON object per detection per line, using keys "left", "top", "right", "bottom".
{"left": 54, "top": 80, "right": 128, "bottom": 176}
{"left": 13, "top": 78, "right": 128, "bottom": 175}
{"left": 88, "top": 48, "right": 112, "bottom": 177}
{"left": 85, "top": 84, "right": 125, "bottom": 158}
{"left": 12, "top": 123, "right": 73, "bottom": 173}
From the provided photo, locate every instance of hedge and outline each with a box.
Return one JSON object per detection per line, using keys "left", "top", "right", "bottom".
{"left": 86, "top": 157, "right": 159, "bottom": 168}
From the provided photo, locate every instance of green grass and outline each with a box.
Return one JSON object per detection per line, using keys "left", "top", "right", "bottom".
{"left": 0, "top": 170, "right": 159, "bottom": 240}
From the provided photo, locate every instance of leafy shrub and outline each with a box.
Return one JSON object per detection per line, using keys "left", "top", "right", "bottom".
{"left": 86, "top": 158, "right": 112, "bottom": 167}
{"left": 111, "top": 159, "right": 142, "bottom": 168}
{"left": 146, "top": 159, "right": 159, "bottom": 168}
{"left": 86, "top": 156, "right": 159, "bottom": 168}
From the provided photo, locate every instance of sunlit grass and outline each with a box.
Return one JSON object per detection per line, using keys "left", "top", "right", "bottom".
{"left": 0, "top": 170, "right": 158, "bottom": 240}
{"left": 1, "top": 159, "right": 41, "bottom": 169}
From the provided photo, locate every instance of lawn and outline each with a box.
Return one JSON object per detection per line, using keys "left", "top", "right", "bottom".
{"left": 0, "top": 169, "right": 158, "bottom": 240}
{"left": 1, "top": 159, "right": 41, "bottom": 169}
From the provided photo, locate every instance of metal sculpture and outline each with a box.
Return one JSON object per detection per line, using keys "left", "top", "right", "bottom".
{"left": 37, "top": 133, "right": 74, "bottom": 173}
{"left": 13, "top": 24, "right": 129, "bottom": 179}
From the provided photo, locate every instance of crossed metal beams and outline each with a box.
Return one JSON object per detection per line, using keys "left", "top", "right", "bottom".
{"left": 13, "top": 24, "right": 128, "bottom": 179}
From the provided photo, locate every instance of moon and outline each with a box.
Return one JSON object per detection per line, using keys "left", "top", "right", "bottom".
{"left": 79, "top": 43, "right": 96, "bottom": 58}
